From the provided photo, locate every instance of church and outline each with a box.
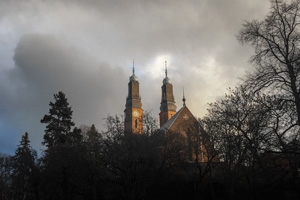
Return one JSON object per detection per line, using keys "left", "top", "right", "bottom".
{"left": 124, "top": 61, "right": 215, "bottom": 162}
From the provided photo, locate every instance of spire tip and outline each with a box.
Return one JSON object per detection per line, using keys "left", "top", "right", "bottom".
{"left": 165, "top": 61, "right": 168, "bottom": 77}
{"left": 182, "top": 86, "right": 186, "bottom": 106}
{"left": 132, "top": 59, "right": 135, "bottom": 75}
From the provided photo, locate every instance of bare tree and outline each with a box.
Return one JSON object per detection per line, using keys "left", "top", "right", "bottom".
{"left": 143, "top": 110, "right": 159, "bottom": 136}
{"left": 238, "top": 2, "right": 300, "bottom": 192}
{"left": 238, "top": 0, "right": 300, "bottom": 125}
{"left": 202, "top": 86, "right": 279, "bottom": 198}
{"left": 101, "top": 115, "right": 159, "bottom": 200}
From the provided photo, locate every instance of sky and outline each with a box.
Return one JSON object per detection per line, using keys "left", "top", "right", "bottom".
{"left": 0, "top": 0, "right": 271, "bottom": 155}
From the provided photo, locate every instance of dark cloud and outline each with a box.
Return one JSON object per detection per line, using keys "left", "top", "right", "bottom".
{"left": 0, "top": 0, "right": 271, "bottom": 154}
{"left": 1, "top": 34, "right": 127, "bottom": 154}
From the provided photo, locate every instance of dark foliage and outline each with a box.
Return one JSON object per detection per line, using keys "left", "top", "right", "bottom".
{"left": 1, "top": 85, "right": 300, "bottom": 199}
{"left": 41, "top": 91, "right": 75, "bottom": 148}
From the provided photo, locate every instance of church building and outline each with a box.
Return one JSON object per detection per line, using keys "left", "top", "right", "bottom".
{"left": 124, "top": 61, "right": 215, "bottom": 162}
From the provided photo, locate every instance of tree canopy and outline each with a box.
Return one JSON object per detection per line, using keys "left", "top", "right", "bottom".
{"left": 238, "top": 0, "right": 300, "bottom": 125}
{"left": 41, "top": 91, "right": 75, "bottom": 148}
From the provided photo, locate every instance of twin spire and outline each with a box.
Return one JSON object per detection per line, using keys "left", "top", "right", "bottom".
{"left": 125, "top": 60, "right": 188, "bottom": 133}
{"left": 129, "top": 60, "right": 187, "bottom": 106}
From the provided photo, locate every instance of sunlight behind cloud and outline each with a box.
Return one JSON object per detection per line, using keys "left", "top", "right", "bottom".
{"left": 142, "top": 54, "right": 173, "bottom": 79}
{"left": 198, "top": 56, "right": 220, "bottom": 82}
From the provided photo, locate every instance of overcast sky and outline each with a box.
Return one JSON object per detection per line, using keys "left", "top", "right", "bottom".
{"left": 0, "top": 0, "right": 271, "bottom": 155}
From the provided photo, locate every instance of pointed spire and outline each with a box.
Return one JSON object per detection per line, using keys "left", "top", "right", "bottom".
{"left": 182, "top": 86, "right": 186, "bottom": 106}
{"left": 165, "top": 60, "right": 168, "bottom": 77}
{"left": 132, "top": 59, "right": 135, "bottom": 75}
{"left": 163, "top": 60, "right": 171, "bottom": 85}
{"left": 129, "top": 59, "right": 138, "bottom": 81}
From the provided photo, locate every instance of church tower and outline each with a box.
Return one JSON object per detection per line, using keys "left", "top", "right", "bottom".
{"left": 124, "top": 61, "right": 143, "bottom": 134}
{"left": 159, "top": 61, "right": 177, "bottom": 127}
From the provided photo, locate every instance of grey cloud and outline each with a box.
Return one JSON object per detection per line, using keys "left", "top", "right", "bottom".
{"left": 0, "top": 0, "right": 272, "bottom": 154}
{"left": 1, "top": 34, "right": 127, "bottom": 153}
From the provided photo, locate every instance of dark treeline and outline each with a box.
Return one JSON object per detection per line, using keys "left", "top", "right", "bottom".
{"left": 0, "top": 91, "right": 218, "bottom": 200}
{"left": 1, "top": 90, "right": 299, "bottom": 200}
{"left": 1, "top": 0, "right": 300, "bottom": 199}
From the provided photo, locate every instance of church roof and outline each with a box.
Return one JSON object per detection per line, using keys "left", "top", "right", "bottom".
{"left": 160, "top": 107, "right": 184, "bottom": 131}
{"left": 163, "top": 76, "right": 171, "bottom": 84}
{"left": 160, "top": 105, "right": 198, "bottom": 132}
{"left": 130, "top": 74, "right": 138, "bottom": 81}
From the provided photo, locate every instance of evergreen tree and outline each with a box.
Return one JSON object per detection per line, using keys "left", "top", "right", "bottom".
{"left": 41, "top": 91, "right": 75, "bottom": 148}
{"left": 11, "top": 132, "right": 37, "bottom": 200}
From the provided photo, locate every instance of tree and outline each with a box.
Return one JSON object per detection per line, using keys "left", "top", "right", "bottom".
{"left": 202, "top": 86, "right": 280, "bottom": 199}
{"left": 81, "top": 124, "right": 103, "bottom": 154}
{"left": 143, "top": 110, "right": 159, "bottom": 136}
{"left": 10, "top": 132, "right": 38, "bottom": 200}
{"left": 41, "top": 91, "right": 75, "bottom": 148}
{"left": 238, "top": 2, "right": 300, "bottom": 194}
{"left": 0, "top": 154, "right": 12, "bottom": 200}
{"left": 101, "top": 115, "right": 158, "bottom": 199}
{"left": 40, "top": 124, "right": 105, "bottom": 200}
{"left": 80, "top": 125, "right": 106, "bottom": 200}
{"left": 238, "top": 0, "right": 300, "bottom": 126}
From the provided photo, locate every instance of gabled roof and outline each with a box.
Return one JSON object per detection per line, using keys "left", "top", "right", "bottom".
{"left": 160, "top": 107, "right": 184, "bottom": 131}
{"left": 160, "top": 105, "right": 198, "bottom": 132}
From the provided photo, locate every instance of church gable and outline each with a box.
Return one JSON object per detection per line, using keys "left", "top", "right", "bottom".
{"left": 160, "top": 106, "right": 218, "bottom": 163}
{"left": 160, "top": 106, "right": 199, "bottom": 133}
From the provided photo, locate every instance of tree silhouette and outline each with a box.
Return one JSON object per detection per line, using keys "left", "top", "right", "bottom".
{"left": 10, "top": 132, "right": 38, "bottom": 200}
{"left": 0, "top": 154, "right": 12, "bottom": 200}
{"left": 41, "top": 91, "right": 75, "bottom": 148}
{"left": 238, "top": 0, "right": 300, "bottom": 127}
